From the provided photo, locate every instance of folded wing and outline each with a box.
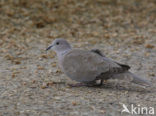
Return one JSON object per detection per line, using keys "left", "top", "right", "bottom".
{"left": 62, "top": 49, "right": 122, "bottom": 82}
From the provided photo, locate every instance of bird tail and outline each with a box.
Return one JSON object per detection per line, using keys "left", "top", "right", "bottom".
{"left": 111, "top": 71, "right": 152, "bottom": 87}
{"left": 129, "top": 72, "right": 151, "bottom": 87}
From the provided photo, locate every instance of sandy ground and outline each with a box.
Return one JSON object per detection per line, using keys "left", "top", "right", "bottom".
{"left": 0, "top": 0, "right": 156, "bottom": 116}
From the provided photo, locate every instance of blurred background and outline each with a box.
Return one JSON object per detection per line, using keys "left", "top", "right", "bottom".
{"left": 0, "top": 0, "right": 155, "bottom": 43}
{"left": 0, "top": 0, "right": 156, "bottom": 116}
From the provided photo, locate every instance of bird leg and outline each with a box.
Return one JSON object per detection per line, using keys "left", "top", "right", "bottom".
{"left": 85, "top": 79, "right": 104, "bottom": 87}
{"left": 68, "top": 79, "right": 108, "bottom": 87}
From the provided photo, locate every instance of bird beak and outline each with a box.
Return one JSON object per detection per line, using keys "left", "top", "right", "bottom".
{"left": 46, "top": 45, "right": 53, "bottom": 51}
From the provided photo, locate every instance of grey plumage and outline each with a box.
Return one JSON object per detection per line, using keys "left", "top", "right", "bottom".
{"left": 91, "top": 49, "right": 151, "bottom": 86}
{"left": 46, "top": 39, "right": 151, "bottom": 87}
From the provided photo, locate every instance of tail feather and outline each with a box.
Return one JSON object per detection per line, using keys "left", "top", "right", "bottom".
{"left": 111, "top": 71, "right": 151, "bottom": 87}
{"left": 130, "top": 72, "right": 151, "bottom": 87}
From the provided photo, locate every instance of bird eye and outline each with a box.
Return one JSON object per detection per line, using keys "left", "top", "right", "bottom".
{"left": 56, "top": 42, "right": 59, "bottom": 45}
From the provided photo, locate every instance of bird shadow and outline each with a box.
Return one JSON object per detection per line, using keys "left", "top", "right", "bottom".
{"left": 101, "top": 84, "right": 154, "bottom": 93}
{"left": 89, "top": 82, "right": 156, "bottom": 94}
{"left": 50, "top": 81, "right": 156, "bottom": 93}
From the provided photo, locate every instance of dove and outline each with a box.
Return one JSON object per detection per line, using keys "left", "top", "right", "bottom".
{"left": 46, "top": 38, "right": 151, "bottom": 87}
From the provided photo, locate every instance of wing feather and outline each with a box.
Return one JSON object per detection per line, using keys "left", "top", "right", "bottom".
{"left": 62, "top": 49, "right": 113, "bottom": 82}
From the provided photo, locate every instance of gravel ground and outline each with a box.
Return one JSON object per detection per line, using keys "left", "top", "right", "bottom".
{"left": 0, "top": 0, "right": 156, "bottom": 116}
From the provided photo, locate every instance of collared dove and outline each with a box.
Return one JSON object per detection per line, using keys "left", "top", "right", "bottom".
{"left": 46, "top": 38, "right": 151, "bottom": 87}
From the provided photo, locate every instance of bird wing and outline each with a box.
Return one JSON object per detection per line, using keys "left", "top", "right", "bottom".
{"left": 91, "top": 49, "right": 130, "bottom": 73}
{"left": 62, "top": 49, "right": 121, "bottom": 82}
